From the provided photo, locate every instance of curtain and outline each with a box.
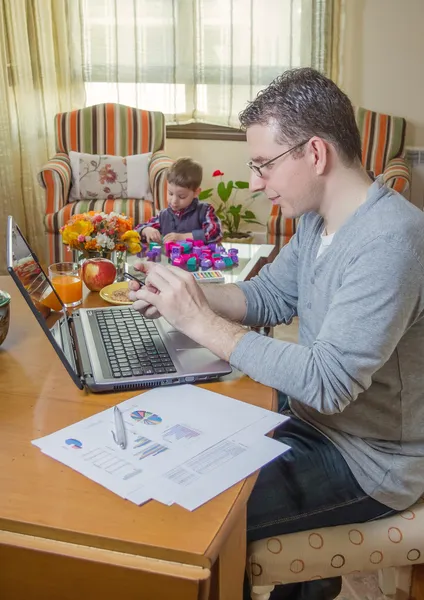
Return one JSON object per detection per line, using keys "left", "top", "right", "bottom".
{"left": 311, "top": 0, "right": 344, "bottom": 85}
{"left": 82, "top": 0, "right": 323, "bottom": 127}
{"left": 0, "top": 0, "right": 85, "bottom": 270}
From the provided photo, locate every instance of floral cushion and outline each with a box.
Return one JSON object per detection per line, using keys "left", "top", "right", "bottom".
{"left": 69, "top": 151, "right": 153, "bottom": 202}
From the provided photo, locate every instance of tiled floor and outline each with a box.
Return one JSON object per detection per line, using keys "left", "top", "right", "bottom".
{"left": 273, "top": 322, "right": 386, "bottom": 599}
{"left": 338, "top": 573, "right": 387, "bottom": 599}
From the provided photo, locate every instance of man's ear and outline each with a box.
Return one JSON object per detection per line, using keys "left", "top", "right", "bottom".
{"left": 308, "top": 136, "right": 328, "bottom": 175}
{"left": 195, "top": 187, "right": 202, "bottom": 196}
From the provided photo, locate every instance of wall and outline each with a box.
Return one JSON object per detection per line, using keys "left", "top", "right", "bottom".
{"left": 342, "top": 0, "right": 424, "bottom": 147}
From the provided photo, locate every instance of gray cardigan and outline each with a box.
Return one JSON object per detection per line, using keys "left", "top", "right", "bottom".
{"left": 231, "top": 177, "right": 424, "bottom": 510}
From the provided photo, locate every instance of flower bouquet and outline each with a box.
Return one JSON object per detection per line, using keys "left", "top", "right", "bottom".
{"left": 60, "top": 211, "right": 141, "bottom": 258}
{"left": 60, "top": 211, "right": 142, "bottom": 291}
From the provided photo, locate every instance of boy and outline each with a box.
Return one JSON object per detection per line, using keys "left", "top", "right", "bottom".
{"left": 136, "top": 157, "right": 222, "bottom": 244}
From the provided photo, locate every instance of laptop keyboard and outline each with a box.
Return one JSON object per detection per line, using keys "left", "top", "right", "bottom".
{"left": 96, "top": 309, "right": 177, "bottom": 379}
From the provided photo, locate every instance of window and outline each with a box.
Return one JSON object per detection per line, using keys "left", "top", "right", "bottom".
{"left": 82, "top": 0, "right": 312, "bottom": 127}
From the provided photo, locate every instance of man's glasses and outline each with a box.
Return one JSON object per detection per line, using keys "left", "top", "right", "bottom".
{"left": 247, "top": 139, "right": 309, "bottom": 178}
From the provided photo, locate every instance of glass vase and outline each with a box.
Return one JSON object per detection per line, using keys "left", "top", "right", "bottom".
{"left": 112, "top": 250, "right": 127, "bottom": 282}
{"left": 77, "top": 249, "right": 112, "bottom": 266}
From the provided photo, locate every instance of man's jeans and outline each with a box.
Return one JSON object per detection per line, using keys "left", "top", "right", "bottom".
{"left": 244, "top": 394, "right": 397, "bottom": 600}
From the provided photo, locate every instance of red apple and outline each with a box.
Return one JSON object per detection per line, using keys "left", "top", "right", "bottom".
{"left": 82, "top": 258, "right": 117, "bottom": 292}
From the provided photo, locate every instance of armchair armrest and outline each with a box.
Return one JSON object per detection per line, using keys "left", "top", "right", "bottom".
{"left": 149, "top": 151, "right": 174, "bottom": 212}
{"left": 38, "top": 153, "right": 72, "bottom": 214}
{"left": 383, "top": 157, "right": 411, "bottom": 195}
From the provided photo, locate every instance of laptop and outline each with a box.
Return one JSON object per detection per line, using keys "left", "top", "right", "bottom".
{"left": 6, "top": 216, "right": 232, "bottom": 392}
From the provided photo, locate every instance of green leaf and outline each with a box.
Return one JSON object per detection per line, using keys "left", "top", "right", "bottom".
{"left": 217, "top": 180, "right": 233, "bottom": 202}
{"left": 244, "top": 210, "right": 256, "bottom": 219}
{"left": 198, "top": 188, "right": 213, "bottom": 200}
{"left": 235, "top": 180, "right": 249, "bottom": 189}
{"left": 229, "top": 205, "right": 242, "bottom": 216}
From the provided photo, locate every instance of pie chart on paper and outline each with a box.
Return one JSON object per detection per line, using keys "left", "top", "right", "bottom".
{"left": 130, "top": 410, "right": 162, "bottom": 425}
{"left": 65, "top": 438, "right": 83, "bottom": 449}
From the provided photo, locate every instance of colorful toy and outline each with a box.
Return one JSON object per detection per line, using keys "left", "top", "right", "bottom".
{"left": 136, "top": 243, "right": 149, "bottom": 259}
{"left": 163, "top": 238, "right": 240, "bottom": 272}
{"left": 200, "top": 258, "right": 212, "bottom": 270}
{"left": 228, "top": 248, "right": 239, "bottom": 264}
{"left": 186, "top": 257, "right": 197, "bottom": 272}
{"left": 146, "top": 246, "right": 161, "bottom": 262}
{"left": 171, "top": 246, "right": 182, "bottom": 261}
{"left": 213, "top": 259, "right": 226, "bottom": 270}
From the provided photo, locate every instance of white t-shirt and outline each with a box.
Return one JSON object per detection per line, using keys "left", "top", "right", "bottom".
{"left": 316, "top": 231, "right": 335, "bottom": 258}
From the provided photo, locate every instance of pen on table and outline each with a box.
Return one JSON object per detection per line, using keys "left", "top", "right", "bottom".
{"left": 111, "top": 406, "right": 127, "bottom": 450}
{"left": 123, "top": 272, "right": 145, "bottom": 287}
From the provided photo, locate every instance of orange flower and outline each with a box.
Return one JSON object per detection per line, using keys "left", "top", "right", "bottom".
{"left": 84, "top": 239, "right": 98, "bottom": 250}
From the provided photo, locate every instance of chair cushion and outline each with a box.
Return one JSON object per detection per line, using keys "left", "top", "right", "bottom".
{"left": 355, "top": 107, "right": 406, "bottom": 176}
{"left": 69, "top": 151, "right": 152, "bottom": 201}
{"left": 267, "top": 206, "right": 298, "bottom": 249}
{"left": 45, "top": 198, "right": 155, "bottom": 234}
{"left": 247, "top": 499, "right": 424, "bottom": 587}
{"left": 55, "top": 103, "right": 165, "bottom": 156}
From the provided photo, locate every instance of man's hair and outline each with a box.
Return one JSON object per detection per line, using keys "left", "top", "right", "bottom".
{"left": 167, "top": 157, "right": 203, "bottom": 190}
{"left": 239, "top": 67, "right": 362, "bottom": 165}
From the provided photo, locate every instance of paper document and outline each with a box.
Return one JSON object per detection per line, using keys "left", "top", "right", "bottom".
{"left": 33, "top": 384, "right": 290, "bottom": 509}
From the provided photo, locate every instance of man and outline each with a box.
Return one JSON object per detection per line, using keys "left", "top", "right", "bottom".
{"left": 129, "top": 68, "right": 424, "bottom": 599}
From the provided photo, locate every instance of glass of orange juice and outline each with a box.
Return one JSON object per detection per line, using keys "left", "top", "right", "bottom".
{"left": 48, "top": 262, "right": 83, "bottom": 308}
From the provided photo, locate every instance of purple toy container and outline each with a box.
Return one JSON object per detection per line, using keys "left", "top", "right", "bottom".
{"left": 200, "top": 258, "right": 213, "bottom": 270}
{"left": 228, "top": 248, "right": 239, "bottom": 264}
{"left": 213, "top": 259, "right": 225, "bottom": 270}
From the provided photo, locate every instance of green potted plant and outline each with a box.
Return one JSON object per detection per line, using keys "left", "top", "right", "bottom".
{"left": 198, "top": 170, "right": 263, "bottom": 243}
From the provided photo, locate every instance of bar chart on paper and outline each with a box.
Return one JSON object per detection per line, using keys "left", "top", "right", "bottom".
{"left": 162, "top": 424, "right": 201, "bottom": 442}
{"left": 82, "top": 447, "right": 142, "bottom": 480}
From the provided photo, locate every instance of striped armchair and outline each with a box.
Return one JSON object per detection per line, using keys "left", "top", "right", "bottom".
{"left": 38, "top": 103, "right": 173, "bottom": 264}
{"left": 267, "top": 107, "right": 411, "bottom": 249}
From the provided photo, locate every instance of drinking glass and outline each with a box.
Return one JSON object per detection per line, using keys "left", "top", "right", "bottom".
{"left": 48, "top": 262, "right": 83, "bottom": 308}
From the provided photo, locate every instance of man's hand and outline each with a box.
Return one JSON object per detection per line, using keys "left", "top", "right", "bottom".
{"left": 129, "top": 262, "right": 248, "bottom": 360}
{"left": 131, "top": 263, "right": 212, "bottom": 337}
{"left": 143, "top": 227, "right": 162, "bottom": 244}
{"left": 128, "top": 260, "right": 161, "bottom": 319}
{"left": 163, "top": 232, "right": 190, "bottom": 243}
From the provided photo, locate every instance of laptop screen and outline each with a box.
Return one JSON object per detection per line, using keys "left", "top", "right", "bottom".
{"left": 6, "top": 216, "right": 84, "bottom": 389}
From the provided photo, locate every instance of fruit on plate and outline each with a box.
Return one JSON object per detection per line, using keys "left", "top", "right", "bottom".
{"left": 82, "top": 258, "right": 116, "bottom": 292}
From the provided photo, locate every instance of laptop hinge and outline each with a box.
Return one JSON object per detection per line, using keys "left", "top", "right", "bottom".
{"left": 69, "top": 311, "right": 93, "bottom": 382}
{"left": 63, "top": 314, "right": 84, "bottom": 379}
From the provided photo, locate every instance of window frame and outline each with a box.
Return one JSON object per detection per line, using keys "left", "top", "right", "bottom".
{"left": 166, "top": 123, "right": 246, "bottom": 141}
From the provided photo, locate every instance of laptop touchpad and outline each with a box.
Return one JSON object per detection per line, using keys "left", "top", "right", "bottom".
{"left": 167, "top": 332, "right": 203, "bottom": 351}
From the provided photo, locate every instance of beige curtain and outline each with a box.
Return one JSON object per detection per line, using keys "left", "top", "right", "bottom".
{"left": 81, "top": 0, "right": 313, "bottom": 127}
{"left": 0, "top": 0, "right": 85, "bottom": 270}
{"left": 311, "top": 0, "right": 344, "bottom": 85}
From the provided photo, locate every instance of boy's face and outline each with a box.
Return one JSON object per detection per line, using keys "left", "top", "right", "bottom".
{"left": 167, "top": 183, "right": 200, "bottom": 211}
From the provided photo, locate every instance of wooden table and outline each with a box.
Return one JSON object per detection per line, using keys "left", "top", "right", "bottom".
{"left": 0, "top": 277, "right": 276, "bottom": 600}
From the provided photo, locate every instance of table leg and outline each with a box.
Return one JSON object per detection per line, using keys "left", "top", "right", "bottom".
{"left": 411, "top": 564, "right": 424, "bottom": 600}
{"left": 209, "top": 507, "right": 246, "bottom": 600}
